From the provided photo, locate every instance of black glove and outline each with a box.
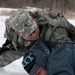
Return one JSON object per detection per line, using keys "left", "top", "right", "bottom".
{"left": 0, "top": 39, "right": 12, "bottom": 54}
{"left": 0, "top": 47, "right": 9, "bottom": 54}
{"left": 2, "top": 39, "right": 12, "bottom": 47}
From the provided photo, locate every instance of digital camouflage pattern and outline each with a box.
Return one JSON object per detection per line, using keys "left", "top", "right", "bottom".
{"left": 0, "top": 48, "right": 25, "bottom": 67}
{"left": 8, "top": 9, "right": 37, "bottom": 39}
{"left": 50, "top": 27, "right": 72, "bottom": 47}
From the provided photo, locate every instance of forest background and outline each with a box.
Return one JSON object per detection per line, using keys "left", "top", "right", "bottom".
{"left": 0, "top": 0, "right": 75, "bottom": 19}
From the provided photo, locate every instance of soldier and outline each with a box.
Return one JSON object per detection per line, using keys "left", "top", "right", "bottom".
{"left": 0, "top": 9, "right": 75, "bottom": 75}
{"left": 22, "top": 10, "right": 75, "bottom": 75}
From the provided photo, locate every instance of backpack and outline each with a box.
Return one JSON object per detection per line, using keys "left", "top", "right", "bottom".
{"left": 33, "top": 11, "right": 75, "bottom": 43}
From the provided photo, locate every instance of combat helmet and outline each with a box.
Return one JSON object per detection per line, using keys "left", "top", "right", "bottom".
{"left": 4, "top": 9, "right": 39, "bottom": 50}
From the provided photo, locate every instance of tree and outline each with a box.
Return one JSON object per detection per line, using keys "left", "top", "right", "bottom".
{"left": 55, "top": 0, "right": 58, "bottom": 9}
{"left": 50, "top": 0, "right": 53, "bottom": 11}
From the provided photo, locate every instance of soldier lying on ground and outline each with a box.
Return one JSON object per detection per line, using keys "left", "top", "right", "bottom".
{"left": 22, "top": 10, "right": 75, "bottom": 75}
{"left": 0, "top": 9, "right": 75, "bottom": 75}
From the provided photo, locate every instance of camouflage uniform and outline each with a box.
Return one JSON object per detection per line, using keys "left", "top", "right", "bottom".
{"left": 0, "top": 9, "right": 38, "bottom": 67}
{"left": 48, "top": 27, "right": 72, "bottom": 48}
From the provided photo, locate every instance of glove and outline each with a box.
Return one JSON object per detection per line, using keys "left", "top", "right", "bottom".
{"left": 0, "top": 47, "right": 9, "bottom": 54}
{"left": 34, "top": 67, "right": 48, "bottom": 75}
{"left": 0, "top": 39, "right": 13, "bottom": 54}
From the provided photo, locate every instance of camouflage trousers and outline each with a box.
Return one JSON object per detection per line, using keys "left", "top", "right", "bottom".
{"left": 0, "top": 50, "right": 25, "bottom": 67}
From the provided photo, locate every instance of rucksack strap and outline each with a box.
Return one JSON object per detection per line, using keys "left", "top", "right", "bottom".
{"left": 45, "top": 26, "right": 53, "bottom": 42}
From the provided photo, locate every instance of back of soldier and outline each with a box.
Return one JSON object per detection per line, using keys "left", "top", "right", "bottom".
{"left": 22, "top": 10, "right": 75, "bottom": 75}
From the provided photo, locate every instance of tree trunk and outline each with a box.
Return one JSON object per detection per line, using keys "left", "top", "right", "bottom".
{"left": 50, "top": 0, "right": 53, "bottom": 11}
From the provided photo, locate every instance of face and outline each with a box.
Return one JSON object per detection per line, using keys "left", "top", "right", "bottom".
{"left": 16, "top": 26, "right": 40, "bottom": 48}
{"left": 25, "top": 26, "right": 40, "bottom": 41}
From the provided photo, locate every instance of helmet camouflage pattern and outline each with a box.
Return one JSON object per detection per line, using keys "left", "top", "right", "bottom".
{"left": 8, "top": 9, "right": 37, "bottom": 39}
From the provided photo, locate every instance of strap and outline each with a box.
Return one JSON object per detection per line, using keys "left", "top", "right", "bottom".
{"left": 48, "top": 26, "right": 60, "bottom": 48}
{"left": 45, "top": 26, "right": 53, "bottom": 42}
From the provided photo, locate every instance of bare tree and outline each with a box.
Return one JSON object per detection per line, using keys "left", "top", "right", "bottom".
{"left": 41, "top": 0, "right": 45, "bottom": 10}
{"left": 0, "top": 0, "right": 75, "bottom": 11}
{"left": 61, "top": 0, "right": 64, "bottom": 13}
{"left": 49, "top": 0, "right": 53, "bottom": 11}
{"left": 55, "top": 0, "right": 58, "bottom": 9}
{"left": 64, "top": 0, "right": 68, "bottom": 13}
{"left": 0, "top": 0, "right": 3, "bottom": 2}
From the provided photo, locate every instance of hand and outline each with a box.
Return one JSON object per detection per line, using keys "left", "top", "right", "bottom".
{"left": 35, "top": 67, "right": 48, "bottom": 75}
{"left": 0, "top": 46, "right": 9, "bottom": 54}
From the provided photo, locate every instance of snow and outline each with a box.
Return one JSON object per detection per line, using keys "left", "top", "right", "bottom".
{"left": 0, "top": 16, "right": 8, "bottom": 47}
{"left": 0, "top": 7, "right": 75, "bottom": 75}
{"left": 68, "top": 19, "right": 75, "bottom": 26}
{"left": 0, "top": 57, "right": 28, "bottom": 75}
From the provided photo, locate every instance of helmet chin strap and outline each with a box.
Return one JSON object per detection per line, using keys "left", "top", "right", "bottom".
{"left": 12, "top": 41, "right": 18, "bottom": 51}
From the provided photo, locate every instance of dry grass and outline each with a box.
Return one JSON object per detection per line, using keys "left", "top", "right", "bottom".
{"left": 0, "top": 8, "right": 75, "bottom": 20}
{"left": 63, "top": 10, "right": 75, "bottom": 19}
{"left": 0, "top": 10, "right": 16, "bottom": 16}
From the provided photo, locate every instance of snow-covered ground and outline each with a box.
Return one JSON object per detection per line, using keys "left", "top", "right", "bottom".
{"left": 0, "top": 7, "right": 75, "bottom": 75}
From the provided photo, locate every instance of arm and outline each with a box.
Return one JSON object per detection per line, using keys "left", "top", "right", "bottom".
{"left": 22, "top": 39, "right": 50, "bottom": 75}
